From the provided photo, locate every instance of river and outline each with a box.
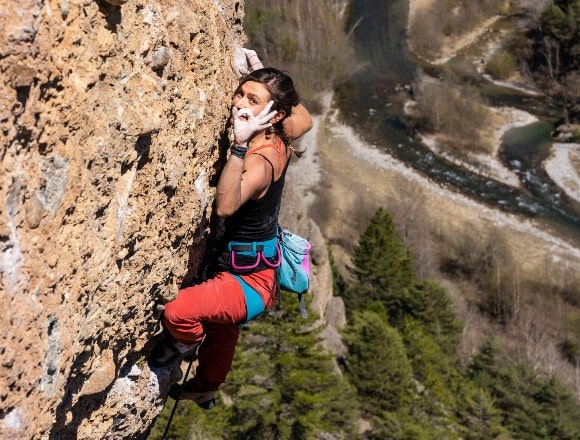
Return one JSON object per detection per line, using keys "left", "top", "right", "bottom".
{"left": 338, "top": 0, "right": 580, "bottom": 242}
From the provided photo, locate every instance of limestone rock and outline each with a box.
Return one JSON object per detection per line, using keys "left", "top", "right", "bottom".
{"left": 0, "top": 0, "right": 245, "bottom": 438}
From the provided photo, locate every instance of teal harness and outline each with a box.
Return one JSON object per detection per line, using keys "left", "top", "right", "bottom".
{"left": 228, "top": 236, "right": 280, "bottom": 326}
{"left": 228, "top": 236, "right": 280, "bottom": 270}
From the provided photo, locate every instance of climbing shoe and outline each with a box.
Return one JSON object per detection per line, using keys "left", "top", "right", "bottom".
{"left": 169, "top": 380, "right": 216, "bottom": 410}
{"left": 148, "top": 336, "right": 199, "bottom": 368}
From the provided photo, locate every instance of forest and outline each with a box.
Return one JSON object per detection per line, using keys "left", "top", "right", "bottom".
{"left": 150, "top": 209, "right": 580, "bottom": 439}
{"left": 150, "top": 0, "right": 580, "bottom": 438}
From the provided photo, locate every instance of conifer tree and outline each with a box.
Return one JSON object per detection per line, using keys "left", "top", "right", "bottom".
{"left": 524, "top": 0, "right": 580, "bottom": 124}
{"left": 222, "top": 296, "right": 360, "bottom": 439}
{"left": 347, "top": 208, "right": 415, "bottom": 311}
{"left": 342, "top": 310, "right": 413, "bottom": 414}
{"left": 396, "top": 281, "right": 462, "bottom": 355}
{"left": 402, "top": 318, "right": 463, "bottom": 410}
{"left": 458, "top": 387, "right": 510, "bottom": 440}
{"left": 468, "top": 339, "right": 580, "bottom": 439}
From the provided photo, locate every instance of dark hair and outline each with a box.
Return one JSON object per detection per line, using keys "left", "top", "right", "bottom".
{"left": 235, "top": 68, "right": 300, "bottom": 140}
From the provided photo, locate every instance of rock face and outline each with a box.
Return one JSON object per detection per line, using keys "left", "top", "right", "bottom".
{"left": 0, "top": 0, "right": 246, "bottom": 438}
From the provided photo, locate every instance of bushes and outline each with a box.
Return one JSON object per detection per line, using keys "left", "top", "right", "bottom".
{"left": 439, "top": 227, "right": 521, "bottom": 323}
{"left": 561, "top": 310, "right": 580, "bottom": 365}
{"left": 413, "top": 76, "right": 493, "bottom": 155}
{"left": 485, "top": 50, "right": 516, "bottom": 80}
{"left": 409, "top": 5, "right": 445, "bottom": 57}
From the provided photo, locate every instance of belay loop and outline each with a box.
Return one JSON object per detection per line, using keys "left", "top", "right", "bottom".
{"left": 228, "top": 237, "right": 280, "bottom": 271}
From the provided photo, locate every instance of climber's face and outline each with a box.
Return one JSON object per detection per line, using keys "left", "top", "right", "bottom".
{"left": 232, "top": 81, "right": 276, "bottom": 122}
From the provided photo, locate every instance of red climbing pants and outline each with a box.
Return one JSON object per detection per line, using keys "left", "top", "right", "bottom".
{"left": 163, "top": 269, "right": 277, "bottom": 391}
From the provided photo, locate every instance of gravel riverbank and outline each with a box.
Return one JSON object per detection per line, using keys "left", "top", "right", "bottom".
{"left": 291, "top": 94, "right": 580, "bottom": 266}
{"left": 545, "top": 143, "right": 580, "bottom": 203}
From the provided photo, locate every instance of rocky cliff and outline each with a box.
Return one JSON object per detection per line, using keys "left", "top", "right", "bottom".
{"left": 0, "top": 0, "right": 247, "bottom": 438}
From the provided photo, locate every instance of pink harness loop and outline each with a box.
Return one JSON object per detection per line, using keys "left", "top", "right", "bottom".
{"left": 230, "top": 244, "right": 282, "bottom": 271}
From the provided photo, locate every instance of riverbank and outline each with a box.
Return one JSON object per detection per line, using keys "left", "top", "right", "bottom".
{"left": 416, "top": 105, "right": 538, "bottom": 187}
{"left": 296, "top": 94, "right": 580, "bottom": 268}
{"left": 289, "top": 94, "right": 580, "bottom": 397}
{"left": 545, "top": 143, "right": 580, "bottom": 203}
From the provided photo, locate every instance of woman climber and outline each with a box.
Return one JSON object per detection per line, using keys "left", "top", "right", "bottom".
{"left": 148, "top": 52, "right": 313, "bottom": 410}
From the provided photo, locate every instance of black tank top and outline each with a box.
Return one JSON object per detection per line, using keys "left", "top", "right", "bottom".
{"left": 224, "top": 141, "right": 289, "bottom": 243}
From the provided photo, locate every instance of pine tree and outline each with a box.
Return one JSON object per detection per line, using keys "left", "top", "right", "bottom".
{"left": 342, "top": 310, "right": 413, "bottom": 414}
{"left": 396, "top": 281, "right": 463, "bottom": 355}
{"left": 221, "top": 296, "right": 361, "bottom": 439}
{"left": 347, "top": 208, "right": 415, "bottom": 311}
{"left": 468, "top": 339, "right": 580, "bottom": 439}
{"left": 458, "top": 386, "right": 510, "bottom": 440}
{"left": 542, "top": 0, "right": 579, "bottom": 50}
{"left": 526, "top": 0, "right": 580, "bottom": 123}
{"left": 401, "top": 318, "right": 464, "bottom": 411}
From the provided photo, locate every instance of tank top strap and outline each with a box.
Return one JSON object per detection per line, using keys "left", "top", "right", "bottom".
{"left": 247, "top": 137, "right": 286, "bottom": 165}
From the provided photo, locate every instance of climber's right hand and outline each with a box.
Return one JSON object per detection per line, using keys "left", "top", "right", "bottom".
{"left": 232, "top": 101, "right": 277, "bottom": 145}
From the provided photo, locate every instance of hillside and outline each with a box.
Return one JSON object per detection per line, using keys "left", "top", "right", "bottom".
{"left": 308, "top": 93, "right": 580, "bottom": 393}
{"left": 329, "top": 0, "right": 580, "bottom": 396}
{"left": 244, "top": 0, "right": 580, "bottom": 404}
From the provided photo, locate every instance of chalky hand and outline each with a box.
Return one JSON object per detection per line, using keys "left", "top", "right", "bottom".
{"left": 236, "top": 48, "right": 265, "bottom": 76}
{"left": 232, "top": 101, "right": 277, "bottom": 145}
{"left": 243, "top": 48, "right": 264, "bottom": 72}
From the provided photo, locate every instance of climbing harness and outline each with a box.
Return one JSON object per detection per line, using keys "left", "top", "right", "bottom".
{"left": 228, "top": 228, "right": 311, "bottom": 321}
{"left": 228, "top": 236, "right": 281, "bottom": 271}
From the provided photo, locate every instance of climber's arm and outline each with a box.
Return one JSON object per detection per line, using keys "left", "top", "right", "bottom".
{"left": 216, "top": 104, "right": 277, "bottom": 217}
{"left": 283, "top": 103, "right": 313, "bottom": 140}
{"left": 215, "top": 154, "right": 270, "bottom": 217}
